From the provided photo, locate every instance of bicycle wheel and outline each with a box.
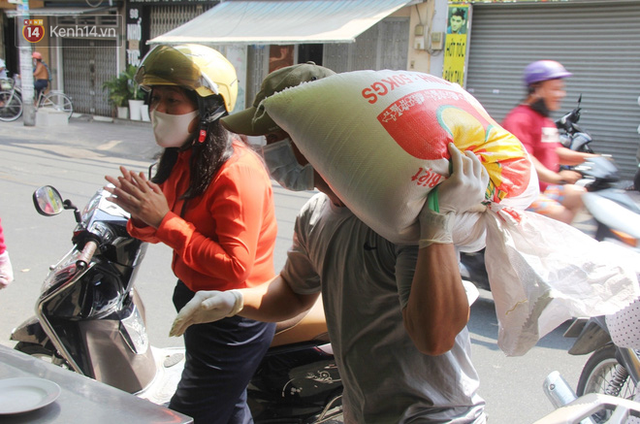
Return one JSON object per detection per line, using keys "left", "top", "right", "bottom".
{"left": 41, "top": 92, "right": 73, "bottom": 119}
{"left": 0, "top": 90, "right": 23, "bottom": 122}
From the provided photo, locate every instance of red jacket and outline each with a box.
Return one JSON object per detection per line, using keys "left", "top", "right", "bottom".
{"left": 502, "top": 104, "right": 562, "bottom": 191}
{"left": 128, "top": 141, "right": 277, "bottom": 292}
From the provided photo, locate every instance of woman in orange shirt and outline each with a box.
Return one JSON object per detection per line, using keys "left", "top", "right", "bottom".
{"left": 104, "top": 45, "right": 277, "bottom": 424}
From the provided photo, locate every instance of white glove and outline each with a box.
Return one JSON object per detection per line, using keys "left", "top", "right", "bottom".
{"left": 0, "top": 251, "right": 14, "bottom": 289}
{"left": 169, "top": 289, "right": 243, "bottom": 337}
{"left": 419, "top": 143, "right": 489, "bottom": 248}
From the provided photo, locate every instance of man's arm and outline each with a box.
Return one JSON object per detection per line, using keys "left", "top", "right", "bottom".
{"left": 241, "top": 275, "right": 319, "bottom": 322}
{"left": 402, "top": 244, "right": 468, "bottom": 355}
{"left": 169, "top": 275, "right": 319, "bottom": 337}
{"left": 528, "top": 154, "right": 577, "bottom": 185}
{"left": 402, "top": 143, "right": 488, "bottom": 355}
{"left": 556, "top": 146, "right": 596, "bottom": 167}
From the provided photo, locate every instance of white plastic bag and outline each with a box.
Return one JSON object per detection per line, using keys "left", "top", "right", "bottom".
{"left": 484, "top": 205, "right": 640, "bottom": 356}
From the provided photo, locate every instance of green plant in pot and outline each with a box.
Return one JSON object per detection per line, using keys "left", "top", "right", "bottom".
{"left": 102, "top": 66, "right": 144, "bottom": 119}
{"left": 124, "top": 65, "right": 145, "bottom": 101}
{"left": 102, "top": 70, "right": 131, "bottom": 110}
{"left": 124, "top": 65, "right": 147, "bottom": 120}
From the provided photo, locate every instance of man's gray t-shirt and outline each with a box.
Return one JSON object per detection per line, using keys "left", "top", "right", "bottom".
{"left": 281, "top": 193, "right": 485, "bottom": 423}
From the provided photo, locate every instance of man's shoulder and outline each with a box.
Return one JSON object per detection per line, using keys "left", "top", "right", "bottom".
{"left": 299, "top": 193, "right": 329, "bottom": 217}
{"left": 503, "top": 104, "right": 532, "bottom": 120}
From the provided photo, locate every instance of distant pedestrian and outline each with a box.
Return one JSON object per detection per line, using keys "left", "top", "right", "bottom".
{"left": 32, "top": 52, "right": 49, "bottom": 100}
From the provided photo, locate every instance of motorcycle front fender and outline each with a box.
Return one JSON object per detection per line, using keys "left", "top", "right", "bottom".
{"left": 10, "top": 316, "right": 50, "bottom": 346}
{"left": 566, "top": 318, "right": 611, "bottom": 356}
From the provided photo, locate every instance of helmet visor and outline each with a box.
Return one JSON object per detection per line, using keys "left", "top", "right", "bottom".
{"left": 135, "top": 45, "right": 219, "bottom": 97}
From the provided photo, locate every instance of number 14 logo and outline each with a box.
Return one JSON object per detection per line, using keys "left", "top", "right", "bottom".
{"left": 23, "top": 19, "right": 45, "bottom": 43}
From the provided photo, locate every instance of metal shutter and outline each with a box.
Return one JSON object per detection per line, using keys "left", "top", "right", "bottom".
{"left": 62, "top": 39, "right": 117, "bottom": 116}
{"left": 378, "top": 18, "right": 410, "bottom": 70}
{"left": 323, "top": 17, "right": 409, "bottom": 72}
{"left": 466, "top": 2, "right": 640, "bottom": 179}
{"left": 149, "top": 4, "right": 214, "bottom": 40}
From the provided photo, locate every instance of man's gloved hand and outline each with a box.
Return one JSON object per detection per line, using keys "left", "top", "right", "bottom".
{"left": 0, "top": 251, "right": 14, "bottom": 289}
{"left": 419, "top": 143, "right": 489, "bottom": 248}
{"left": 169, "top": 289, "right": 243, "bottom": 337}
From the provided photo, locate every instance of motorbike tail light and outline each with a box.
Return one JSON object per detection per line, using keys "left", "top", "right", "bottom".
{"left": 610, "top": 229, "right": 638, "bottom": 248}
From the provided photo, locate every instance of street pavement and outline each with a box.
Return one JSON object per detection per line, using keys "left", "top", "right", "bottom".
{"left": 0, "top": 116, "right": 160, "bottom": 163}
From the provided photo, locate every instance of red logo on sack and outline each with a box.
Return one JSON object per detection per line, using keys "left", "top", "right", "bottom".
{"left": 376, "top": 88, "right": 491, "bottom": 160}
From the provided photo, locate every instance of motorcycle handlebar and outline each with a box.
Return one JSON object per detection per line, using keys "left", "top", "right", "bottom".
{"left": 76, "top": 240, "right": 98, "bottom": 270}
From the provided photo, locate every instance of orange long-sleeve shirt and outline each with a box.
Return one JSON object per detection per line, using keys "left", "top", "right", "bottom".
{"left": 128, "top": 141, "right": 277, "bottom": 292}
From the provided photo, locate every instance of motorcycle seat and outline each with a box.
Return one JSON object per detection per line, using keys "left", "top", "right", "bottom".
{"left": 271, "top": 296, "right": 329, "bottom": 347}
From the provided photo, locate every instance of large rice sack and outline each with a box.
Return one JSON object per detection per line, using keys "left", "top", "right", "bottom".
{"left": 261, "top": 70, "right": 538, "bottom": 245}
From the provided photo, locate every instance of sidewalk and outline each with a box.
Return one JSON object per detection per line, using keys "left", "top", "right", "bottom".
{"left": 0, "top": 115, "right": 160, "bottom": 162}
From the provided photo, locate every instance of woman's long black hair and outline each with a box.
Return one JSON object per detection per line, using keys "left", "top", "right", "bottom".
{"left": 151, "top": 89, "right": 233, "bottom": 200}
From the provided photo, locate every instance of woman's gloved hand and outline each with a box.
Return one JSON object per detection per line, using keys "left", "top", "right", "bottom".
{"left": 169, "top": 289, "right": 243, "bottom": 337}
{"left": 0, "top": 251, "right": 14, "bottom": 289}
{"left": 419, "top": 143, "right": 489, "bottom": 248}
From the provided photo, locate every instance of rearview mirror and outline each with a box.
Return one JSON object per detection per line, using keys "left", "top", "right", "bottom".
{"left": 33, "top": 185, "right": 65, "bottom": 216}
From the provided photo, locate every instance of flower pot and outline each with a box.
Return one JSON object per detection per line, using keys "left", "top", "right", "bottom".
{"left": 117, "top": 106, "right": 129, "bottom": 120}
{"left": 140, "top": 104, "right": 150, "bottom": 122}
{"left": 129, "top": 99, "right": 145, "bottom": 121}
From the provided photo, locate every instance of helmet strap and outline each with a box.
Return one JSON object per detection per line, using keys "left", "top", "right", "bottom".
{"left": 197, "top": 103, "right": 227, "bottom": 143}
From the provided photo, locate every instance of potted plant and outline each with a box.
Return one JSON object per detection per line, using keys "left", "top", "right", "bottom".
{"left": 125, "top": 65, "right": 146, "bottom": 121}
{"left": 102, "top": 70, "right": 131, "bottom": 119}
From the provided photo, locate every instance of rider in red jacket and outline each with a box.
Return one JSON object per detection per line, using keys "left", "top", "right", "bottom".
{"left": 502, "top": 60, "right": 595, "bottom": 224}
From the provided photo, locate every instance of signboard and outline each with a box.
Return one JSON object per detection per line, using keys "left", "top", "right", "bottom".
{"left": 442, "top": 4, "right": 469, "bottom": 86}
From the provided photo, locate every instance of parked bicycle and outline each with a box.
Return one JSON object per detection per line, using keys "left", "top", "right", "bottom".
{"left": 0, "top": 77, "right": 73, "bottom": 122}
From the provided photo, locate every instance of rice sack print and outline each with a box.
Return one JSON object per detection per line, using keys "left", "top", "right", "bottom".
{"left": 261, "top": 70, "right": 538, "bottom": 245}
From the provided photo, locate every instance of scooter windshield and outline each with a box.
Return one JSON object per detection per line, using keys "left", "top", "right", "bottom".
{"left": 82, "top": 188, "right": 129, "bottom": 222}
{"left": 41, "top": 248, "right": 87, "bottom": 293}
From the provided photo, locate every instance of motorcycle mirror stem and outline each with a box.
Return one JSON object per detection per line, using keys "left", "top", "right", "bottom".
{"left": 570, "top": 95, "right": 583, "bottom": 123}
{"left": 63, "top": 200, "right": 82, "bottom": 223}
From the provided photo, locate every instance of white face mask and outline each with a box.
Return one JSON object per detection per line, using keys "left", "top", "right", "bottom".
{"left": 262, "top": 138, "right": 314, "bottom": 191}
{"left": 151, "top": 109, "right": 198, "bottom": 148}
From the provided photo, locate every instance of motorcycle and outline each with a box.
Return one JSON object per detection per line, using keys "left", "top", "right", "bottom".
{"left": 557, "top": 96, "right": 640, "bottom": 249}
{"left": 11, "top": 185, "right": 343, "bottom": 423}
{"left": 563, "top": 315, "right": 640, "bottom": 414}
{"left": 538, "top": 370, "right": 640, "bottom": 423}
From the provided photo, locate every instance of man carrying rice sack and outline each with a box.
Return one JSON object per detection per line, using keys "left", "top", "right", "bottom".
{"left": 251, "top": 66, "right": 638, "bottom": 357}
{"left": 170, "top": 63, "right": 489, "bottom": 423}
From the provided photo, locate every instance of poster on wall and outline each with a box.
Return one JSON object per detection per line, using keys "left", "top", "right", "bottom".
{"left": 269, "top": 45, "right": 294, "bottom": 73}
{"left": 442, "top": 4, "right": 469, "bottom": 86}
